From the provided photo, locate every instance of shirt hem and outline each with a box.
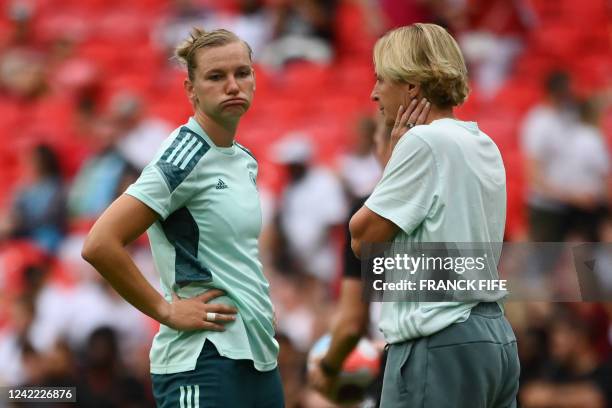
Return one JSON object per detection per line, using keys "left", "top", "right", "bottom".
{"left": 150, "top": 348, "right": 278, "bottom": 375}
{"left": 383, "top": 302, "right": 476, "bottom": 344}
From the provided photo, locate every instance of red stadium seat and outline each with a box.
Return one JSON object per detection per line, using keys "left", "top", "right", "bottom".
{"left": 491, "top": 79, "right": 543, "bottom": 114}
{"left": 276, "top": 62, "right": 334, "bottom": 99}
{"left": 570, "top": 55, "right": 612, "bottom": 95}
{"left": 334, "top": 1, "right": 376, "bottom": 59}
{"left": 529, "top": 23, "right": 582, "bottom": 60}
{"left": 477, "top": 111, "right": 522, "bottom": 152}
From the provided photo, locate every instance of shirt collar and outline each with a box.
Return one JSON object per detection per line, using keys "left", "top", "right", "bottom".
{"left": 186, "top": 116, "right": 236, "bottom": 155}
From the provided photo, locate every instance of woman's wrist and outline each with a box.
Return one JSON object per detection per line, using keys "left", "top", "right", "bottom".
{"left": 155, "top": 298, "right": 172, "bottom": 325}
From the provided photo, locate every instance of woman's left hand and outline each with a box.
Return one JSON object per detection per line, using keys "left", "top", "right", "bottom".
{"left": 389, "top": 97, "right": 431, "bottom": 153}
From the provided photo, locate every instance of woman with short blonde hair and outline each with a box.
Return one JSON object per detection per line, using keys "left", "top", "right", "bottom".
{"left": 373, "top": 23, "right": 469, "bottom": 109}
{"left": 344, "top": 23, "right": 520, "bottom": 407}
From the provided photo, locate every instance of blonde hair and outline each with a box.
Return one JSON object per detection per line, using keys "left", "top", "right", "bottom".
{"left": 374, "top": 23, "right": 469, "bottom": 108}
{"left": 174, "top": 27, "right": 253, "bottom": 81}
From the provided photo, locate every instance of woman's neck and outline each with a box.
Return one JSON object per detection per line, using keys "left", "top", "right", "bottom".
{"left": 194, "top": 111, "right": 237, "bottom": 148}
{"left": 425, "top": 106, "right": 455, "bottom": 125}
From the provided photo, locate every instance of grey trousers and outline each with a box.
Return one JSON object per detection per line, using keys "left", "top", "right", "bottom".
{"left": 380, "top": 303, "right": 520, "bottom": 408}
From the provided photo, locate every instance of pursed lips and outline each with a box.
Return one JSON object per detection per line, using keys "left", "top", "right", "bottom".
{"left": 222, "top": 98, "right": 247, "bottom": 106}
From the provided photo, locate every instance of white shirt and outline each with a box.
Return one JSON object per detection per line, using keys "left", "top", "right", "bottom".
{"left": 339, "top": 152, "right": 382, "bottom": 198}
{"left": 117, "top": 118, "right": 171, "bottom": 170}
{"left": 281, "top": 167, "right": 347, "bottom": 281}
{"left": 557, "top": 123, "right": 609, "bottom": 198}
{"left": 0, "top": 331, "right": 25, "bottom": 386}
{"left": 520, "top": 105, "right": 609, "bottom": 208}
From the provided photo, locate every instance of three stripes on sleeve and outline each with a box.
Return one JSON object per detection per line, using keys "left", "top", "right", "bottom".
{"left": 165, "top": 132, "right": 204, "bottom": 170}
{"left": 156, "top": 127, "right": 210, "bottom": 192}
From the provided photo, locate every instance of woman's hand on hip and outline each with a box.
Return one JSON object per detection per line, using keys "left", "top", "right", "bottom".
{"left": 161, "top": 289, "right": 238, "bottom": 331}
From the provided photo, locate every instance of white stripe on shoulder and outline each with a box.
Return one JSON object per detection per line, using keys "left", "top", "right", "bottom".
{"left": 167, "top": 134, "right": 191, "bottom": 163}
{"left": 172, "top": 137, "right": 198, "bottom": 166}
{"left": 194, "top": 385, "right": 200, "bottom": 408}
{"left": 179, "top": 141, "right": 203, "bottom": 170}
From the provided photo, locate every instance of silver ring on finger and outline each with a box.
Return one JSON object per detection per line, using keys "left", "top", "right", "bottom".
{"left": 407, "top": 122, "right": 415, "bottom": 129}
{"left": 206, "top": 312, "right": 217, "bottom": 322}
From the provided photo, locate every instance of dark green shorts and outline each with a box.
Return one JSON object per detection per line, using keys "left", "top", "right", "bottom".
{"left": 151, "top": 340, "right": 284, "bottom": 408}
{"left": 381, "top": 302, "right": 520, "bottom": 408}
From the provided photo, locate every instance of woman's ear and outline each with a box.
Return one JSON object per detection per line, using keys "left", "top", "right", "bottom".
{"left": 407, "top": 83, "right": 421, "bottom": 100}
{"left": 184, "top": 79, "right": 197, "bottom": 105}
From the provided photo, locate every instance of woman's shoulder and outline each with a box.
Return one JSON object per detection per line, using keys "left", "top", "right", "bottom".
{"left": 235, "top": 142, "right": 257, "bottom": 162}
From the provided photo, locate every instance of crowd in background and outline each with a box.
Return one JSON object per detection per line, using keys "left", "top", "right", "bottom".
{"left": 0, "top": 0, "right": 611, "bottom": 407}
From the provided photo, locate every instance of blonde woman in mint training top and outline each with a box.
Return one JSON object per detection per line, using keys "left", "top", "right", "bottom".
{"left": 82, "top": 28, "right": 283, "bottom": 408}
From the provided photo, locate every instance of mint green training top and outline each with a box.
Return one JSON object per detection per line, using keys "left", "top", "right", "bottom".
{"left": 125, "top": 117, "right": 278, "bottom": 374}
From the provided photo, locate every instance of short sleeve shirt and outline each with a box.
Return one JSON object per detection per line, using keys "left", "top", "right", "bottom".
{"left": 125, "top": 117, "right": 278, "bottom": 374}
{"left": 365, "top": 118, "right": 507, "bottom": 343}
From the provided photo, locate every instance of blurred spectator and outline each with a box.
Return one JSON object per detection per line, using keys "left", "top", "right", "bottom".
{"left": 0, "top": 49, "right": 48, "bottom": 101}
{"left": 520, "top": 308, "right": 612, "bottom": 408}
{"left": 18, "top": 339, "right": 79, "bottom": 393}
{"left": 273, "top": 274, "right": 319, "bottom": 352}
{"left": 0, "top": 295, "right": 35, "bottom": 385}
{"left": 0, "top": 144, "right": 67, "bottom": 253}
{"left": 521, "top": 72, "right": 609, "bottom": 242}
{"left": 153, "top": 0, "right": 214, "bottom": 59}
{"left": 20, "top": 341, "right": 48, "bottom": 387}
{"left": 76, "top": 327, "right": 153, "bottom": 408}
{"left": 337, "top": 115, "right": 381, "bottom": 204}
{"left": 457, "top": 0, "right": 532, "bottom": 98}
{"left": 276, "top": 332, "right": 308, "bottom": 407}
{"left": 511, "top": 303, "right": 554, "bottom": 385}
{"left": 111, "top": 92, "right": 171, "bottom": 171}
{"left": 65, "top": 273, "right": 153, "bottom": 359}
{"left": 48, "top": 37, "right": 102, "bottom": 125}
{"left": 593, "top": 217, "right": 612, "bottom": 297}
{"left": 42, "top": 340, "right": 77, "bottom": 388}
{"left": 3, "top": 0, "right": 36, "bottom": 49}
{"left": 155, "top": 0, "right": 274, "bottom": 61}
{"left": 21, "top": 264, "right": 71, "bottom": 354}
{"left": 564, "top": 98, "right": 610, "bottom": 241}
{"left": 271, "top": 133, "right": 347, "bottom": 282}
{"left": 67, "top": 116, "right": 138, "bottom": 220}
{"left": 260, "top": 0, "right": 338, "bottom": 68}
{"left": 211, "top": 0, "right": 274, "bottom": 58}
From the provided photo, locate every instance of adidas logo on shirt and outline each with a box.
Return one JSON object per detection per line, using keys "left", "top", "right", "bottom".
{"left": 216, "top": 179, "right": 228, "bottom": 190}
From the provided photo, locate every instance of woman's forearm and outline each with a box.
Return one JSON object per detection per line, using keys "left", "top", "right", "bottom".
{"left": 323, "top": 313, "right": 366, "bottom": 371}
{"left": 321, "top": 280, "right": 370, "bottom": 371}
